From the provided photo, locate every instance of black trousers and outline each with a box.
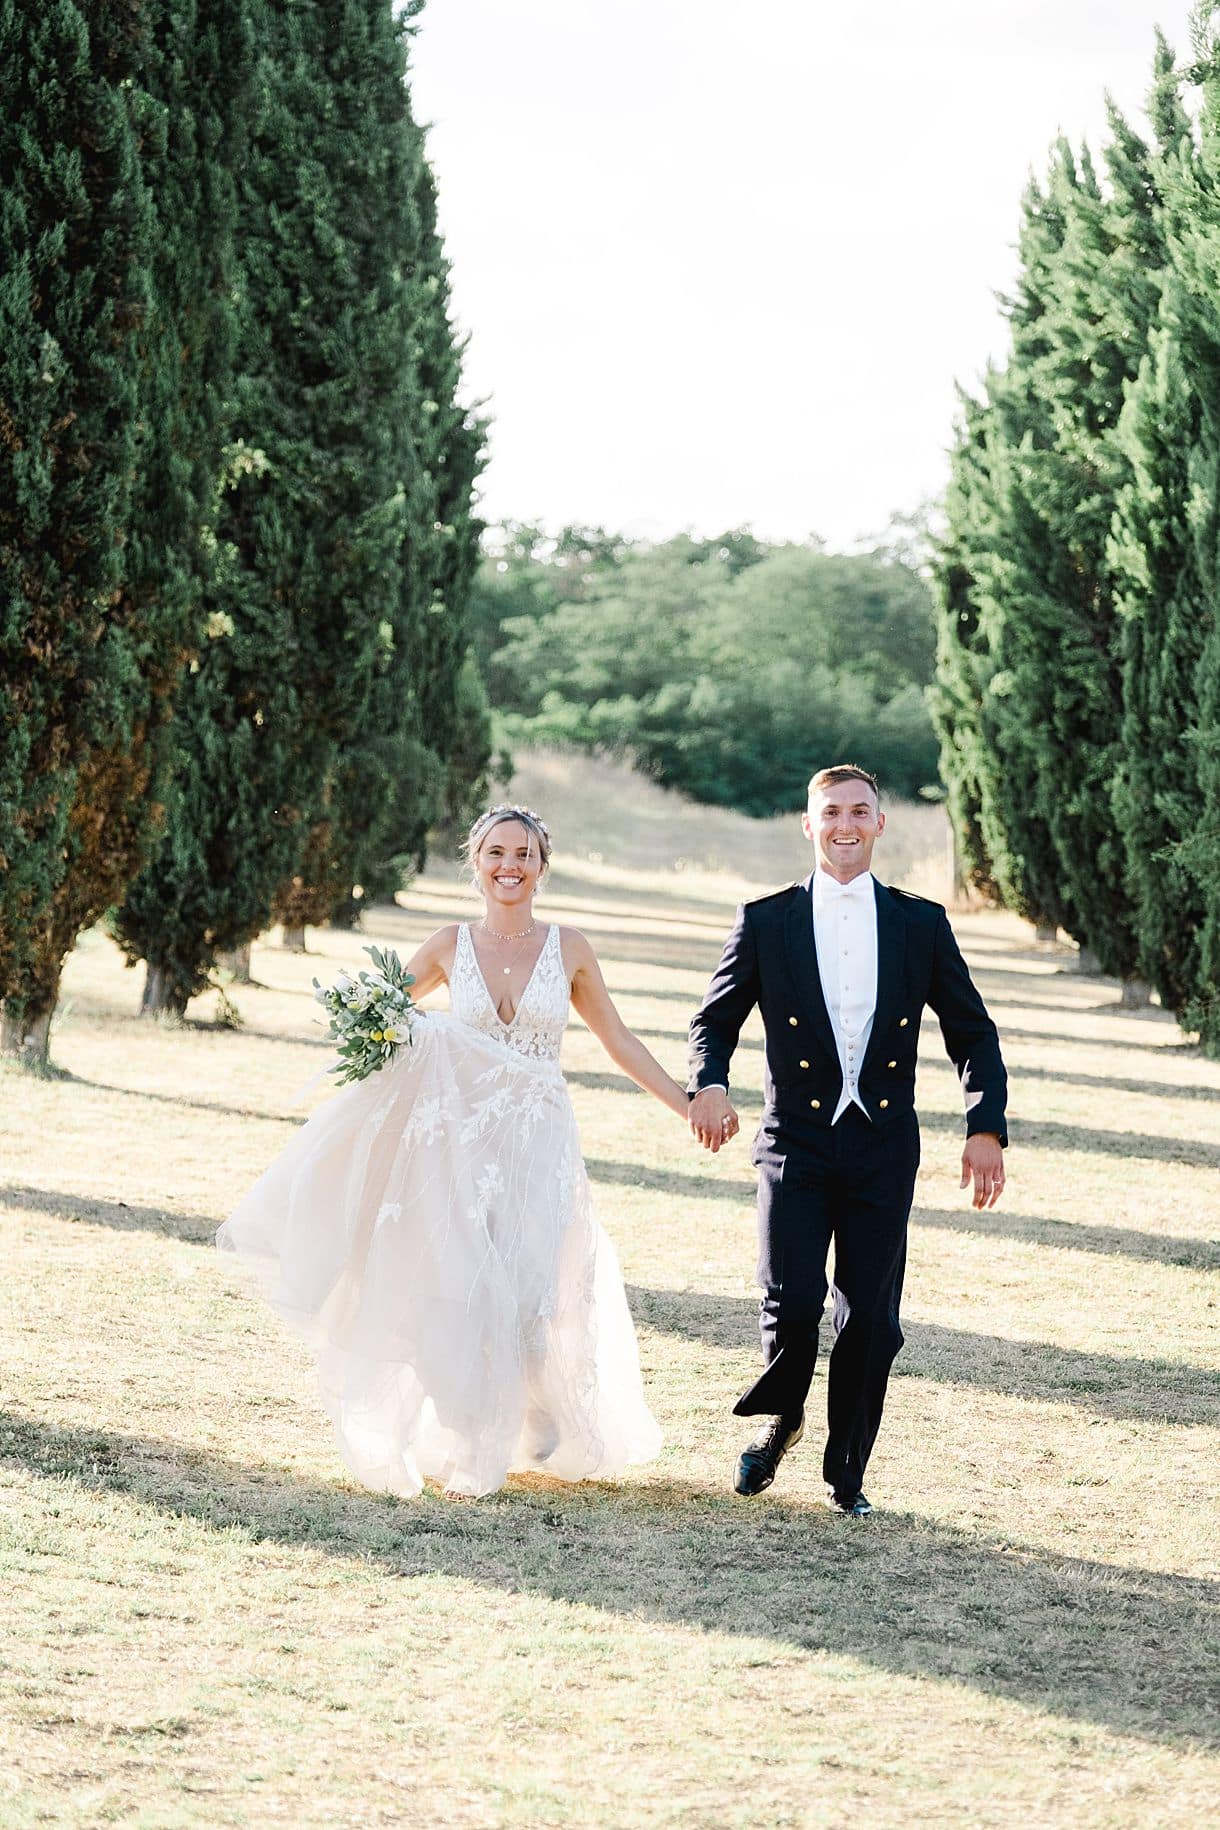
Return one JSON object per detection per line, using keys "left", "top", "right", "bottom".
{"left": 734, "top": 1105, "right": 920, "bottom": 1498}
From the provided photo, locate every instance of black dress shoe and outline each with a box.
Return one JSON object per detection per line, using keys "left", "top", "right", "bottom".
{"left": 733, "top": 1411, "right": 804, "bottom": 1497}
{"left": 824, "top": 1487, "right": 873, "bottom": 1517}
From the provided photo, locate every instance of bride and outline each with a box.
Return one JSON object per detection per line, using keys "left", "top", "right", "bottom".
{"left": 217, "top": 804, "right": 722, "bottom": 1499}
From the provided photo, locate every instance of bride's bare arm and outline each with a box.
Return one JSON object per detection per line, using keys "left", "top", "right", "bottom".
{"left": 565, "top": 929, "right": 705, "bottom": 1124}
{"left": 403, "top": 924, "right": 459, "bottom": 1000}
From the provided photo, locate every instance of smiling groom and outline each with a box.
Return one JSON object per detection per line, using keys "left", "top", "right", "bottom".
{"left": 687, "top": 765, "right": 1008, "bottom": 1516}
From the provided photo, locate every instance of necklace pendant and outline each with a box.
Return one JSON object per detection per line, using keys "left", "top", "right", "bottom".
{"left": 503, "top": 966, "right": 512, "bottom": 975}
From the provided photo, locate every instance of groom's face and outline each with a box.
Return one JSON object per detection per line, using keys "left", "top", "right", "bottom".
{"left": 802, "top": 780, "right": 884, "bottom": 882}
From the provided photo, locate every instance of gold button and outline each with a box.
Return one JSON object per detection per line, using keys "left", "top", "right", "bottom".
{"left": 788, "top": 1016, "right": 798, "bottom": 1027}
{"left": 879, "top": 1099, "right": 889, "bottom": 1110}
{"left": 899, "top": 1017, "right": 909, "bottom": 1028}
{"left": 810, "top": 1099, "right": 821, "bottom": 1110}
{"left": 799, "top": 1059, "right": 810, "bottom": 1070}
{"left": 887, "top": 1060, "right": 897, "bottom": 1069}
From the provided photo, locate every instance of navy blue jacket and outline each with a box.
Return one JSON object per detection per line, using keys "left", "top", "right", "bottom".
{"left": 688, "top": 876, "right": 1008, "bottom": 1147}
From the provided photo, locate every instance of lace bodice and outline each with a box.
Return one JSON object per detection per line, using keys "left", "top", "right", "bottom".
{"left": 450, "top": 921, "right": 569, "bottom": 1063}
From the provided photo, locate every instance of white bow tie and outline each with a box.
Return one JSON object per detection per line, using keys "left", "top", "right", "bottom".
{"left": 816, "top": 871, "right": 872, "bottom": 901}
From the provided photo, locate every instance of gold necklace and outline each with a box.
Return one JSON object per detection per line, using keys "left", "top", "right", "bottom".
{"left": 478, "top": 919, "right": 537, "bottom": 975}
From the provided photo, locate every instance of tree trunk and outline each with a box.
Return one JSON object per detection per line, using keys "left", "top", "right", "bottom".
{"left": 1075, "top": 946, "right": 1102, "bottom": 975}
{"left": 947, "top": 822, "right": 967, "bottom": 907}
{"left": 1120, "top": 975, "right": 1152, "bottom": 1009}
{"left": 0, "top": 1003, "right": 53, "bottom": 1065}
{"left": 140, "top": 963, "right": 189, "bottom": 1018}
{"left": 281, "top": 925, "right": 307, "bottom": 953}
{"left": 327, "top": 891, "right": 363, "bottom": 932}
{"left": 217, "top": 941, "right": 252, "bottom": 983}
{"left": 1034, "top": 922, "right": 1059, "bottom": 944}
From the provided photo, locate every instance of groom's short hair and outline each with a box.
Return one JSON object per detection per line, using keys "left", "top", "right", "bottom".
{"left": 807, "top": 764, "right": 881, "bottom": 807}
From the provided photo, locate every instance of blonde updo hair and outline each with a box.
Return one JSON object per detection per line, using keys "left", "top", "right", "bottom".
{"left": 463, "top": 803, "right": 552, "bottom": 878}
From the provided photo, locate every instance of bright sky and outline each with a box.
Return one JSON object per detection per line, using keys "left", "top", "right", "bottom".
{"left": 410, "top": 1, "right": 1199, "bottom": 549}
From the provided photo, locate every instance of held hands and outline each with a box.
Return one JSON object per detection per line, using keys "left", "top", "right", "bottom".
{"left": 689, "top": 1087, "right": 740, "bottom": 1153}
{"left": 960, "top": 1133, "right": 1005, "bottom": 1209}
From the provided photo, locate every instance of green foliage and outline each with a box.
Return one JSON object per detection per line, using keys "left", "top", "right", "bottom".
{"left": 312, "top": 943, "right": 417, "bottom": 1085}
{"left": 474, "top": 529, "right": 939, "bottom": 815}
{"left": 1158, "top": 9, "right": 1220, "bottom": 1048}
{"left": 936, "top": 90, "right": 1180, "bottom": 974}
{"left": 115, "top": 0, "right": 483, "bottom": 1005}
{"left": 0, "top": 0, "right": 246, "bottom": 1050}
{"left": 929, "top": 389, "right": 1003, "bottom": 903}
{"left": 1109, "top": 318, "right": 1208, "bottom": 1013}
{"left": 935, "top": 20, "right": 1220, "bottom": 1049}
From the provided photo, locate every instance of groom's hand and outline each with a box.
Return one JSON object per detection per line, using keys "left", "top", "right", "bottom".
{"left": 960, "top": 1133, "right": 1005, "bottom": 1209}
{"left": 689, "top": 1087, "right": 739, "bottom": 1153}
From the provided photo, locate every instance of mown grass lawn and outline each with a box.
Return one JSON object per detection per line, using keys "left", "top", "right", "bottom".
{"left": 2, "top": 795, "right": 1218, "bottom": 1825}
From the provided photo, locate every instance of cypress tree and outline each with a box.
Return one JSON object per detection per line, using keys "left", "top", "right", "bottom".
{"left": 1158, "top": 8, "right": 1220, "bottom": 1050}
{"left": 931, "top": 387, "right": 1004, "bottom": 905}
{"left": 114, "top": 0, "right": 426, "bottom": 1008}
{"left": 940, "top": 110, "right": 1176, "bottom": 977}
{"left": 1109, "top": 314, "right": 1208, "bottom": 1012}
{"left": 0, "top": 0, "right": 242, "bottom": 1060}
{"left": 37, "top": 0, "right": 250, "bottom": 1040}
{"left": 273, "top": 105, "right": 490, "bottom": 938}
{"left": 1107, "top": 40, "right": 1206, "bottom": 1016}
{"left": 406, "top": 142, "right": 491, "bottom": 836}
{"left": 274, "top": 103, "right": 490, "bottom": 938}
{"left": 936, "top": 164, "right": 1080, "bottom": 935}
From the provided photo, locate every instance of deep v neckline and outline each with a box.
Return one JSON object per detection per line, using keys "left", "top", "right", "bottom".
{"left": 466, "top": 922, "right": 553, "bottom": 1029}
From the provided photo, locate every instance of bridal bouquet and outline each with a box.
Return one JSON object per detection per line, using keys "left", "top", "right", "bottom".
{"left": 313, "top": 945, "right": 419, "bottom": 1085}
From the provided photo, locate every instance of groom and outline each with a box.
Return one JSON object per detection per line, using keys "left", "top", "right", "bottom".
{"left": 687, "top": 764, "right": 1008, "bottom": 1515}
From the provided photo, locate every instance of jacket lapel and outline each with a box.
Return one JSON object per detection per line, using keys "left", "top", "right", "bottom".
{"left": 864, "top": 880, "right": 905, "bottom": 1071}
{"left": 784, "top": 875, "right": 839, "bottom": 1061}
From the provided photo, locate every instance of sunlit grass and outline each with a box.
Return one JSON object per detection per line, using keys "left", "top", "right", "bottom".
{"left": 1, "top": 764, "right": 1218, "bottom": 1825}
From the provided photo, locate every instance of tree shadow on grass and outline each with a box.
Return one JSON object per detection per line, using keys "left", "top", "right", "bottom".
{"left": 998, "top": 1024, "right": 1199, "bottom": 1056}
{"left": 597, "top": 939, "right": 727, "bottom": 973}
{"left": 1, "top": 1406, "right": 1216, "bottom": 1752}
{"left": 917, "top": 1106, "right": 1220, "bottom": 1170}
{"left": 602, "top": 983, "right": 712, "bottom": 1007}
{"left": 911, "top": 1202, "right": 1220, "bottom": 1273}
{"left": 540, "top": 869, "right": 742, "bottom": 922}
{"left": 586, "top": 1157, "right": 758, "bottom": 1207}
{"left": 627, "top": 1287, "right": 1220, "bottom": 1429}
{"left": 1003, "top": 1062, "right": 1220, "bottom": 1104}
{"left": 0, "top": 1182, "right": 218, "bottom": 1245}
{"left": 57, "top": 1075, "right": 305, "bottom": 1126}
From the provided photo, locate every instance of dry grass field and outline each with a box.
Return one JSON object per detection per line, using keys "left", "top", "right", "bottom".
{"left": 2, "top": 757, "right": 1218, "bottom": 1826}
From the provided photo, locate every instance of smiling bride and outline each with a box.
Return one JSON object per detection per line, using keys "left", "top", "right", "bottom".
{"left": 217, "top": 804, "right": 712, "bottom": 1499}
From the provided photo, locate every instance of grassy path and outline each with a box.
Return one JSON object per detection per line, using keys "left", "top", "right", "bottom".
{"left": 2, "top": 854, "right": 1218, "bottom": 1826}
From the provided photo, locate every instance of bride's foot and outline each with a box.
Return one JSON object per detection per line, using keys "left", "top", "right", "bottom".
{"left": 442, "top": 1486, "right": 479, "bottom": 1503}
{"left": 522, "top": 1405, "right": 559, "bottom": 1461}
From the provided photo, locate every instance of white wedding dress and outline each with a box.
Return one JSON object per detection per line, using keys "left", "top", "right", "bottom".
{"left": 217, "top": 922, "right": 662, "bottom": 1497}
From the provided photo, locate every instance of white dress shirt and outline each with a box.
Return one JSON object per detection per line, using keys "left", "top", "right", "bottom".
{"left": 812, "top": 867, "right": 878, "bottom": 1123}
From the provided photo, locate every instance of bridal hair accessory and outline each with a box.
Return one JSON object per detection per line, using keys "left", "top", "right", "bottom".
{"left": 313, "top": 945, "right": 418, "bottom": 1085}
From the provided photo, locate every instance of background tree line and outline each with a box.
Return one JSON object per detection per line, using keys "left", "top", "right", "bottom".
{"left": 469, "top": 522, "right": 942, "bottom": 817}
{"left": 933, "top": 12, "right": 1220, "bottom": 1052}
{"left": 0, "top": 0, "right": 488, "bottom": 1062}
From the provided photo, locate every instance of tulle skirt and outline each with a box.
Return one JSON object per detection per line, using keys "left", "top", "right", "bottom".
{"left": 216, "top": 1012, "right": 662, "bottom": 1497}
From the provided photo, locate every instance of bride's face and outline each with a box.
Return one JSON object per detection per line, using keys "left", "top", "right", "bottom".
{"left": 475, "top": 820, "right": 544, "bottom": 914}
